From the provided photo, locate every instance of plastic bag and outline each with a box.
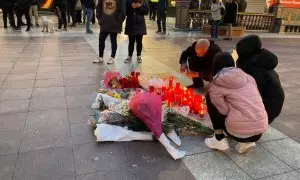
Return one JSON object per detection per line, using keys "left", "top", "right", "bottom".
{"left": 94, "top": 124, "right": 153, "bottom": 142}
{"left": 129, "top": 92, "right": 163, "bottom": 138}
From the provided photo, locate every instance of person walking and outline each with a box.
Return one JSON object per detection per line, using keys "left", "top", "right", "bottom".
{"left": 83, "top": 0, "right": 95, "bottom": 34}
{"left": 94, "top": 0, "right": 126, "bottom": 64}
{"left": 15, "top": 0, "right": 31, "bottom": 32}
{"left": 29, "top": 0, "right": 39, "bottom": 27}
{"left": 210, "top": 0, "right": 225, "bottom": 39}
{"left": 149, "top": 0, "right": 158, "bottom": 21}
{"left": 205, "top": 52, "right": 268, "bottom": 153}
{"left": 54, "top": 0, "right": 68, "bottom": 31}
{"left": 67, "top": 0, "right": 77, "bottom": 27}
{"left": 0, "top": 0, "right": 16, "bottom": 29}
{"left": 223, "top": 0, "right": 238, "bottom": 40}
{"left": 124, "top": 0, "right": 149, "bottom": 64}
{"left": 236, "top": 35, "right": 285, "bottom": 124}
{"left": 156, "top": 0, "right": 168, "bottom": 34}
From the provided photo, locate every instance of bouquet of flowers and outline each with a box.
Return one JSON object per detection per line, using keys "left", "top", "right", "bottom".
{"left": 104, "top": 71, "right": 141, "bottom": 89}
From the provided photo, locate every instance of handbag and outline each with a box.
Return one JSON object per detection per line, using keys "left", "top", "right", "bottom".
{"left": 75, "top": 0, "right": 82, "bottom": 10}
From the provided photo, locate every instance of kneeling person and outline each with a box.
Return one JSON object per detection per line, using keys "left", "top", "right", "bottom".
{"left": 205, "top": 52, "right": 268, "bottom": 153}
{"left": 179, "top": 39, "right": 221, "bottom": 88}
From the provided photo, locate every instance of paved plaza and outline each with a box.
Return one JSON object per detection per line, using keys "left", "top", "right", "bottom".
{"left": 0, "top": 16, "right": 300, "bottom": 180}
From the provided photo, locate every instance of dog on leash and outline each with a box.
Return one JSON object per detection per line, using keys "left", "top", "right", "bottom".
{"left": 41, "top": 16, "right": 54, "bottom": 33}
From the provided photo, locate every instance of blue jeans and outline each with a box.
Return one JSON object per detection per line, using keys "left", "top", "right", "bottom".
{"left": 86, "top": 8, "right": 93, "bottom": 32}
{"left": 211, "top": 20, "right": 220, "bottom": 38}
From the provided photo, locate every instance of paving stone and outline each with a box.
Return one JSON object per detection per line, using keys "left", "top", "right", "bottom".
{"left": 0, "top": 113, "right": 27, "bottom": 130}
{"left": 66, "top": 95, "right": 93, "bottom": 108}
{"left": 291, "top": 136, "right": 300, "bottom": 143}
{"left": 20, "top": 125, "right": 71, "bottom": 152}
{"left": 37, "top": 66, "right": 62, "bottom": 73}
{"left": 271, "top": 117, "right": 300, "bottom": 137}
{"left": 0, "top": 67, "right": 12, "bottom": 74}
{"left": 10, "top": 66, "right": 38, "bottom": 74}
{"left": 36, "top": 71, "right": 63, "bottom": 80}
{"left": 0, "top": 130, "right": 22, "bottom": 155}
{"left": 0, "top": 154, "right": 17, "bottom": 180}
{"left": 6, "top": 73, "right": 36, "bottom": 81}
{"left": 260, "top": 171, "right": 300, "bottom": 180}
{"left": 0, "top": 88, "right": 32, "bottom": 101}
{"left": 224, "top": 145, "right": 292, "bottom": 179}
{"left": 26, "top": 109, "right": 68, "bottom": 128}
{"left": 1, "top": 80, "right": 35, "bottom": 89}
{"left": 179, "top": 136, "right": 212, "bottom": 156}
{"left": 32, "top": 87, "right": 65, "bottom": 98}
{"left": 64, "top": 77, "right": 99, "bottom": 86}
{"left": 183, "top": 151, "right": 251, "bottom": 180}
{"left": 261, "top": 138, "right": 300, "bottom": 169}
{"left": 70, "top": 123, "right": 96, "bottom": 145}
{"left": 14, "top": 147, "right": 75, "bottom": 180}
{"left": 258, "top": 127, "right": 288, "bottom": 143}
{"left": 73, "top": 143, "right": 127, "bottom": 175}
{"left": 0, "top": 99, "right": 30, "bottom": 114}
{"left": 29, "top": 97, "right": 67, "bottom": 111}
{"left": 34, "top": 78, "right": 64, "bottom": 88}
{"left": 76, "top": 171, "right": 136, "bottom": 180}
{"left": 65, "top": 85, "right": 98, "bottom": 96}
{"left": 39, "top": 61, "right": 62, "bottom": 67}
{"left": 68, "top": 107, "right": 93, "bottom": 124}
{"left": 0, "top": 74, "right": 7, "bottom": 81}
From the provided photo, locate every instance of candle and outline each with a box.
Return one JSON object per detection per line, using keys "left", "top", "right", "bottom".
{"left": 161, "top": 86, "right": 166, "bottom": 101}
{"left": 169, "top": 76, "right": 174, "bottom": 87}
{"left": 149, "top": 86, "right": 155, "bottom": 93}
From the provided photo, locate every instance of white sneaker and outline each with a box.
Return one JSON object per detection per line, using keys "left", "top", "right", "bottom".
{"left": 93, "top": 57, "right": 104, "bottom": 63}
{"left": 205, "top": 136, "right": 230, "bottom": 151}
{"left": 235, "top": 142, "right": 256, "bottom": 153}
{"left": 137, "top": 56, "right": 142, "bottom": 63}
{"left": 124, "top": 56, "right": 132, "bottom": 63}
{"left": 107, "top": 57, "right": 114, "bottom": 64}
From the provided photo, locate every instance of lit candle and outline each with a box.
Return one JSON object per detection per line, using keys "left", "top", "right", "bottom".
{"left": 149, "top": 86, "right": 155, "bottom": 93}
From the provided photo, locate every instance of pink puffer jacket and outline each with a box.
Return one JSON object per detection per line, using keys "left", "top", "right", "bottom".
{"left": 209, "top": 68, "right": 268, "bottom": 138}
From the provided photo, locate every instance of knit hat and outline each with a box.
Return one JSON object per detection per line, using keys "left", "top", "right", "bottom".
{"left": 212, "top": 52, "right": 235, "bottom": 76}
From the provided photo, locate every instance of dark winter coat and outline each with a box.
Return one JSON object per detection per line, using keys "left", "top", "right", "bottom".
{"left": 236, "top": 35, "right": 285, "bottom": 124}
{"left": 15, "top": 0, "right": 31, "bottom": 9}
{"left": 1, "top": 0, "right": 15, "bottom": 8}
{"left": 30, "top": 0, "right": 39, "bottom": 5}
{"left": 223, "top": 2, "right": 238, "bottom": 24}
{"left": 157, "top": 0, "right": 168, "bottom": 13}
{"left": 189, "top": 0, "right": 199, "bottom": 9}
{"left": 96, "top": 0, "right": 126, "bottom": 33}
{"left": 53, "top": 0, "right": 67, "bottom": 10}
{"left": 179, "top": 40, "right": 222, "bottom": 81}
{"left": 67, "top": 0, "right": 76, "bottom": 10}
{"left": 125, "top": 0, "right": 149, "bottom": 35}
{"left": 83, "top": 0, "right": 95, "bottom": 9}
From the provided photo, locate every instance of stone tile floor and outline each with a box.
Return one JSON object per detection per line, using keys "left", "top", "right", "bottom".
{"left": 0, "top": 16, "right": 300, "bottom": 180}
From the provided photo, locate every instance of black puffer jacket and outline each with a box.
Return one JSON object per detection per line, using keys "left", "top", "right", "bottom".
{"left": 179, "top": 40, "right": 222, "bottom": 81}
{"left": 1, "top": 0, "right": 15, "bottom": 8}
{"left": 125, "top": 0, "right": 149, "bottom": 35}
{"left": 223, "top": 2, "right": 238, "bottom": 24}
{"left": 236, "top": 35, "right": 285, "bottom": 124}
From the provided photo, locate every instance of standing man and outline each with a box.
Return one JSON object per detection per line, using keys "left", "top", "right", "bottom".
{"left": 67, "top": 0, "right": 77, "bottom": 27}
{"left": 29, "top": 0, "right": 39, "bottom": 27}
{"left": 94, "top": 0, "right": 126, "bottom": 64}
{"left": 83, "top": 0, "right": 96, "bottom": 34}
{"left": 223, "top": 0, "right": 238, "bottom": 40}
{"left": 156, "top": 0, "right": 168, "bottom": 34}
{"left": 15, "top": 0, "right": 31, "bottom": 32}
{"left": 149, "top": 0, "right": 158, "bottom": 21}
{"left": 0, "top": 0, "right": 16, "bottom": 29}
{"left": 179, "top": 39, "right": 222, "bottom": 88}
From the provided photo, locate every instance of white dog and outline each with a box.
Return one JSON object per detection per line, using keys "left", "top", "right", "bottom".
{"left": 41, "top": 16, "right": 54, "bottom": 33}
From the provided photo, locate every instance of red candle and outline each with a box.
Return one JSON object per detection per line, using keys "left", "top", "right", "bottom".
{"left": 161, "top": 86, "right": 166, "bottom": 101}
{"left": 149, "top": 86, "right": 155, "bottom": 93}
{"left": 169, "top": 76, "right": 174, "bottom": 87}
{"left": 131, "top": 72, "right": 135, "bottom": 76}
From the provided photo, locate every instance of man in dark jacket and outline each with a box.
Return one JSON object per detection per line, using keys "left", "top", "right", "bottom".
{"left": 0, "top": 0, "right": 16, "bottom": 29}
{"left": 53, "top": 0, "right": 68, "bottom": 31}
{"left": 223, "top": 0, "right": 238, "bottom": 40}
{"left": 179, "top": 39, "right": 222, "bottom": 88}
{"left": 83, "top": 0, "right": 95, "bottom": 34}
{"left": 67, "top": 0, "right": 77, "bottom": 26}
{"left": 15, "top": 0, "right": 31, "bottom": 31}
{"left": 156, "top": 0, "right": 168, "bottom": 34}
{"left": 149, "top": 0, "right": 158, "bottom": 21}
{"left": 236, "top": 35, "right": 285, "bottom": 124}
{"left": 29, "top": 0, "right": 39, "bottom": 26}
{"left": 94, "top": 0, "right": 126, "bottom": 64}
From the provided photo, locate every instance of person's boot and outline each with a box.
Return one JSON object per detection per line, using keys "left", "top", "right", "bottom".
{"left": 205, "top": 136, "right": 230, "bottom": 151}
{"left": 26, "top": 27, "right": 31, "bottom": 32}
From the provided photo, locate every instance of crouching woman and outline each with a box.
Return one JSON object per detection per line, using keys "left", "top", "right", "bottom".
{"left": 205, "top": 52, "right": 268, "bottom": 153}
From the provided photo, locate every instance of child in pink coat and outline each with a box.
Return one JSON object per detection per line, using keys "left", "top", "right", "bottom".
{"left": 205, "top": 52, "right": 268, "bottom": 153}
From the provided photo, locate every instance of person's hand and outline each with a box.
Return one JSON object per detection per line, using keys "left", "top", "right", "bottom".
{"left": 180, "top": 64, "right": 187, "bottom": 73}
{"left": 135, "top": 3, "right": 142, "bottom": 8}
{"left": 186, "top": 71, "right": 199, "bottom": 78}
